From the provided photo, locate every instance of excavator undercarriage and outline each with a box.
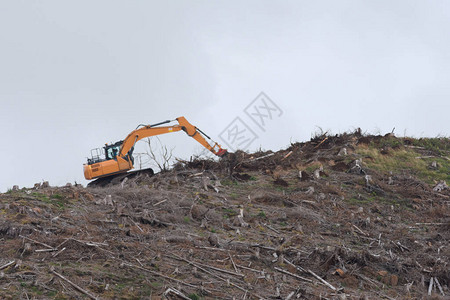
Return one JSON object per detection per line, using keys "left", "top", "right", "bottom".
{"left": 87, "top": 168, "right": 154, "bottom": 187}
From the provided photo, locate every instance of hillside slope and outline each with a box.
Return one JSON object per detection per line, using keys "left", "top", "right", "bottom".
{"left": 1, "top": 132, "right": 449, "bottom": 299}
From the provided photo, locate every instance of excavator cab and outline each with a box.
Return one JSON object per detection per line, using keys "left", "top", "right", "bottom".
{"left": 84, "top": 140, "right": 135, "bottom": 180}
{"left": 104, "top": 141, "right": 123, "bottom": 160}
{"left": 87, "top": 141, "right": 128, "bottom": 164}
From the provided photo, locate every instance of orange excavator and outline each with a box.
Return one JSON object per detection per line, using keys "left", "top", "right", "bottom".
{"left": 84, "top": 116, "right": 227, "bottom": 185}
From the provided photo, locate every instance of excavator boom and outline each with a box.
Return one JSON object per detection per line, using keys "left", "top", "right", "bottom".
{"left": 83, "top": 117, "right": 227, "bottom": 181}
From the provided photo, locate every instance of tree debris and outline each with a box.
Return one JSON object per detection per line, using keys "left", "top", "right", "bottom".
{"left": 1, "top": 131, "right": 449, "bottom": 299}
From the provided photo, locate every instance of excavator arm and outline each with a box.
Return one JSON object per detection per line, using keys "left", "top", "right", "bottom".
{"left": 83, "top": 116, "right": 227, "bottom": 180}
{"left": 119, "top": 116, "right": 227, "bottom": 157}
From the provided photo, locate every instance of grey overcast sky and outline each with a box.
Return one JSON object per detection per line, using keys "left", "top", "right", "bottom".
{"left": 1, "top": 1, "right": 449, "bottom": 191}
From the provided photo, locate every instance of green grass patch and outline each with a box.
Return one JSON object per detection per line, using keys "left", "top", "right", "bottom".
{"left": 221, "top": 178, "right": 239, "bottom": 186}
{"left": 46, "top": 290, "right": 58, "bottom": 297}
{"left": 50, "top": 193, "right": 64, "bottom": 200}
{"left": 189, "top": 293, "right": 202, "bottom": 300}
{"left": 410, "top": 137, "right": 450, "bottom": 156}
{"left": 28, "top": 193, "right": 69, "bottom": 210}
{"left": 356, "top": 147, "right": 449, "bottom": 183}
{"left": 303, "top": 161, "right": 323, "bottom": 173}
{"left": 346, "top": 197, "right": 373, "bottom": 205}
{"left": 31, "top": 192, "right": 50, "bottom": 202}
{"left": 370, "top": 136, "right": 404, "bottom": 149}
{"left": 257, "top": 210, "right": 267, "bottom": 218}
{"left": 229, "top": 192, "right": 239, "bottom": 200}
{"left": 222, "top": 208, "right": 238, "bottom": 219}
{"left": 346, "top": 192, "right": 414, "bottom": 209}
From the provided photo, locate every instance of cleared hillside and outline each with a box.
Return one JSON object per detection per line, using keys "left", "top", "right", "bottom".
{"left": 0, "top": 132, "right": 449, "bottom": 299}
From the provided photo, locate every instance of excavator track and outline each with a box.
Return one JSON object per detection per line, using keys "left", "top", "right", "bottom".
{"left": 87, "top": 168, "right": 154, "bottom": 188}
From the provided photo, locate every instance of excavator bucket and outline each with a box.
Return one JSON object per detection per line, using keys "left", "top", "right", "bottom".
{"left": 216, "top": 148, "right": 228, "bottom": 157}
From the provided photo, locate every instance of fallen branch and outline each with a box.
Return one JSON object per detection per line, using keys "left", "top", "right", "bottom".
{"left": 434, "top": 277, "right": 445, "bottom": 296}
{"left": 356, "top": 274, "right": 382, "bottom": 288}
{"left": 235, "top": 264, "right": 264, "bottom": 274}
{"left": 71, "top": 239, "right": 108, "bottom": 247}
{"left": 153, "top": 199, "right": 167, "bottom": 206}
{"left": 0, "top": 260, "right": 15, "bottom": 270}
{"left": 19, "top": 235, "right": 54, "bottom": 250}
{"left": 308, "top": 269, "right": 339, "bottom": 291}
{"left": 35, "top": 249, "right": 57, "bottom": 253}
{"left": 282, "top": 151, "right": 293, "bottom": 160}
{"left": 169, "top": 255, "right": 244, "bottom": 278}
{"left": 128, "top": 217, "right": 144, "bottom": 232}
{"left": 274, "top": 267, "right": 313, "bottom": 283}
{"left": 55, "top": 238, "right": 71, "bottom": 250}
{"left": 250, "top": 153, "right": 275, "bottom": 161}
{"left": 51, "top": 268, "right": 98, "bottom": 300}
{"left": 248, "top": 243, "right": 277, "bottom": 251}
{"left": 282, "top": 257, "right": 307, "bottom": 273}
{"left": 428, "top": 277, "right": 434, "bottom": 296}
{"left": 168, "top": 254, "right": 257, "bottom": 297}
{"left": 315, "top": 136, "right": 328, "bottom": 148}
{"left": 163, "top": 287, "right": 191, "bottom": 300}
{"left": 121, "top": 262, "right": 198, "bottom": 288}
{"left": 300, "top": 200, "right": 317, "bottom": 204}
{"left": 352, "top": 224, "right": 368, "bottom": 236}
{"left": 188, "top": 172, "right": 204, "bottom": 177}
{"left": 264, "top": 223, "right": 280, "bottom": 234}
{"left": 52, "top": 247, "right": 66, "bottom": 258}
{"left": 195, "top": 246, "right": 227, "bottom": 252}
{"left": 392, "top": 241, "right": 410, "bottom": 252}
{"left": 228, "top": 252, "right": 239, "bottom": 274}
{"left": 198, "top": 262, "right": 245, "bottom": 278}
{"left": 186, "top": 232, "right": 202, "bottom": 238}
{"left": 135, "top": 258, "right": 144, "bottom": 267}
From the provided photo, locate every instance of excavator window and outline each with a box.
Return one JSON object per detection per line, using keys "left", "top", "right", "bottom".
{"left": 105, "top": 143, "right": 122, "bottom": 160}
